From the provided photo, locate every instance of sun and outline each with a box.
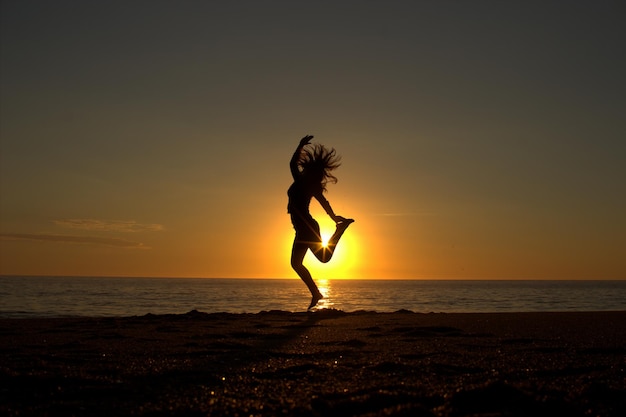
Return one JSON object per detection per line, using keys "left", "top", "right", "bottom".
{"left": 320, "top": 233, "right": 330, "bottom": 248}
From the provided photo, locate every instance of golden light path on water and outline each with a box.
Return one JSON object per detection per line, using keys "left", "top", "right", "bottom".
{"left": 313, "top": 278, "right": 335, "bottom": 310}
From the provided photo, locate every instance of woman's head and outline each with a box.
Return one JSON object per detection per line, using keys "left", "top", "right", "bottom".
{"left": 298, "top": 143, "right": 341, "bottom": 191}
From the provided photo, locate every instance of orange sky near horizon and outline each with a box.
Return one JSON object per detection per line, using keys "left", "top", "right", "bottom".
{"left": 1, "top": 2, "right": 625, "bottom": 280}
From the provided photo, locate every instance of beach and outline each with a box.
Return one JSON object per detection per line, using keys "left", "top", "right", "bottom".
{"left": 1, "top": 310, "right": 625, "bottom": 416}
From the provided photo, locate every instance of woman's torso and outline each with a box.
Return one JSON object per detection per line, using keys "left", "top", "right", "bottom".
{"left": 287, "top": 181, "right": 314, "bottom": 215}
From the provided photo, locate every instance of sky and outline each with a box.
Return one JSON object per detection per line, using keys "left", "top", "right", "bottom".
{"left": 1, "top": 1, "right": 625, "bottom": 280}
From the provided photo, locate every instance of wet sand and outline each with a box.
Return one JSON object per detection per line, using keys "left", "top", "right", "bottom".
{"left": 1, "top": 310, "right": 625, "bottom": 416}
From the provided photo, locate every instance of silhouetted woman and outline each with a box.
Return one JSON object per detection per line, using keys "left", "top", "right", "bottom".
{"left": 288, "top": 135, "right": 354, "bottom": 309}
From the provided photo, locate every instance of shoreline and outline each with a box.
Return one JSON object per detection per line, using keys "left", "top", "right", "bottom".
{"left": 2, "top": 307, "right": 626, "bottom": 321}
{"left": 2, "top": 310, "right": 625, "bottom": 416}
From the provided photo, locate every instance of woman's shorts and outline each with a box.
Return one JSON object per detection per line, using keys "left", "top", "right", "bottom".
{"left": 291, "top": 213, "right": 321, "bottom": 244}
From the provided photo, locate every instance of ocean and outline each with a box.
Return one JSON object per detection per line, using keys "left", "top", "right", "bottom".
{"left": 0, "top": 276, "right": 624, "bottom": 318}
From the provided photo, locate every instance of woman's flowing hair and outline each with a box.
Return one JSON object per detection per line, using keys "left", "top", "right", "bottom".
{"left": 298, "top": 143, "right": 342, "bottom": 191}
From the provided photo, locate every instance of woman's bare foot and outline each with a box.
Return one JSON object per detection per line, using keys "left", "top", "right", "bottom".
{"left": 308, "top": 292, "right": 323, "bottom": 310}
{"left": 336, "top": 217, "right": 355, "bottom": 231}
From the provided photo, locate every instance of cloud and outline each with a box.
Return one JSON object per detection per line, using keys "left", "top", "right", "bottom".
{"left": 0, "top": 233, "right": 149, "bottom": 249}
{"left": 0, "top": 219, "right": 162, "bottom": 249}
{"left": 374, "top": 212, "right": 438, "bottom": 217}
{"left": 54, "top": 219, "right": 163, "bottom": 233}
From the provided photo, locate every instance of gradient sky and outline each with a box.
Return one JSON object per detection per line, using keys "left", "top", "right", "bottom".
{"left": 1, "top": 1, "right": 625, "bottom": 279}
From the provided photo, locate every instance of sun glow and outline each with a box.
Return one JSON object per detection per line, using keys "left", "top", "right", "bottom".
{"left": 273, "top": 220, "right": 360, "bottom": 279}
{"left": 268, "top": 200, "right": 371, "bottom": 280}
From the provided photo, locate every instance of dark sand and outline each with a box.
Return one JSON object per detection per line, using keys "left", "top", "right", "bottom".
{"left": 1, "top": 310, "right": 625, "bottom": 416}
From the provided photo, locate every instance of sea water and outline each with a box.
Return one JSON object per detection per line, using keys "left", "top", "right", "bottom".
{"left": 0, "top": 276, "right": 624, "bottom": 318}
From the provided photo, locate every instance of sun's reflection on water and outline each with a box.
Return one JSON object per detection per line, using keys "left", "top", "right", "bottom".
{"left": 315, "top": 279, "right": 335, "bottom": 310}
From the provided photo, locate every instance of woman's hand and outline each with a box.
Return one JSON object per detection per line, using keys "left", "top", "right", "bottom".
{"left": 299, "top": 135, "right": 314, "bottom": 146}
{"left": 291, "top": 135, "right": 314, "bottom": 179}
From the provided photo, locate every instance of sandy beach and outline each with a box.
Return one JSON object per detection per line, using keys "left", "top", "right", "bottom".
{"left": 1, "top": 310, "right": 625, "bottom": 416}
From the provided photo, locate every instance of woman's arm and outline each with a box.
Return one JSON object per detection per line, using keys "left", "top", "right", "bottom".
{"left": 314, "top": 191, "right": 340, "bottom": 222}
{"left": 290, "top": 135, "right": 313, "bottom": 180}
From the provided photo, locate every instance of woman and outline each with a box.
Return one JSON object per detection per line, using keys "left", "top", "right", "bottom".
{"left": 288, "top": 135, "right": 354, "bottom": 309}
